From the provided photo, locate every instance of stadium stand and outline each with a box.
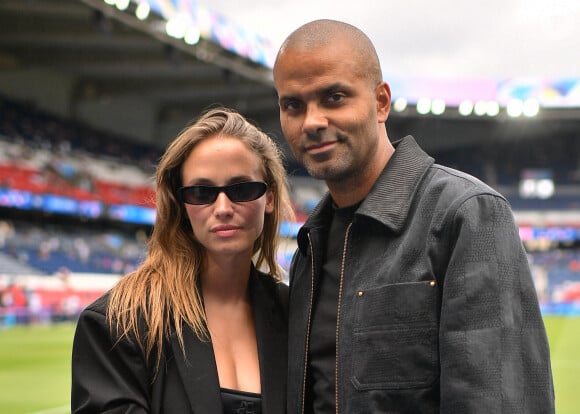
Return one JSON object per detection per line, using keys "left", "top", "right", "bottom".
{"left": 1, "top": 95, "right": 579, "bottom": 298}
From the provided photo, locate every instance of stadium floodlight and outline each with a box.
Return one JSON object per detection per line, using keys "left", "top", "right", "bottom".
{"left": 166, "top": 16, "right": 188, "bottom": 39}
{"left": 115, "top": 0, "right": 130, "bottom": 11}
{"left": 458, "top": 100, "right": 474, "bottom": 116}
{"left": 506, "top": 99, "right": 524, "bottom": 117}
{"left": 519, "top": 177, "right": 554, "bottom": 199}
{"left": 523, "top": 98, "right": 540, "bottom": 117}
{"left": 393, "top": 97, "right": 407, "bottom": 112}
{"left": 135, "top": 1, "right": 151, "bottom": 20}
{"left": 431, "top": 98, "right": 445, "bottom": 115}
{"left": 519, "top": 178, "right": 536, "bottom": 198}
{"left": 536, "top": 178, "right": 555, "bottom": 199}
{"left": 486, "top": 101, "right": 500, "bottom": 117}
{"left": 185, "top": 26, "right": 201, "bottom": 45}
{"left": 416, "top": 97, "right": 431, "bottom": 115}
{"left": 473, "top": 100, "right": 487, "bottom": 116}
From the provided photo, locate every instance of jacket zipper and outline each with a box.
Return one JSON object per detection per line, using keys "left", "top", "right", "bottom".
{"left": 300, "top": 233, "right": 316, "bottom": 414}
{"left": 335, "top": 222, "right": 352, "bottom": 414}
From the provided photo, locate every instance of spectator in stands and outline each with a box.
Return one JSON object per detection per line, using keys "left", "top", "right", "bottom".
{"left": 273, "top": 19, "right": 555, "bottom": 413}
{"left": 71, "top": 108, "right": 294, "bottom": 413}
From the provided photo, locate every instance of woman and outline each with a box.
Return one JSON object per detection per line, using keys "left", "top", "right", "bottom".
{"left": 71, "top": 108, "right": 294, "bottom": 413}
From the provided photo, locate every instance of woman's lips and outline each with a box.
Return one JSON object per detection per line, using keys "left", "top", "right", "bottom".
{"left": 212, "top": 224, "right": 241, "bottom": 237}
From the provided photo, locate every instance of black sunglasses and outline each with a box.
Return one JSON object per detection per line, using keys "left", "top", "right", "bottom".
{"left": 178, "top": 181, "right": 268, "bottom": 205}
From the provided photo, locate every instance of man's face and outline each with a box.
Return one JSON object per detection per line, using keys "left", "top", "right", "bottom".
{"left": 273, "top": 41, "right": 388, "bottom": 183}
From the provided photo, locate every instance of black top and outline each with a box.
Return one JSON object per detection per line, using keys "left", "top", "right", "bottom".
{"left": 305, "top": 202, "right": 359, "bottom": 413}
{"left": 221, "top": 388, "right": 262, "bottom": 414}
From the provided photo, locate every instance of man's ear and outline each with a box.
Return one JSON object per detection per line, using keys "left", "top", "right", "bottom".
{"left": 376, "top": 81, "right": 391, "bottom": 122}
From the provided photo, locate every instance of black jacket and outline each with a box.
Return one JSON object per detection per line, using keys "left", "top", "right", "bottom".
{"left": 72, "top": 268, "right": 288, "bottom": 413}
{"left": 287, "top": 136, "right": 554, "bottom": 413}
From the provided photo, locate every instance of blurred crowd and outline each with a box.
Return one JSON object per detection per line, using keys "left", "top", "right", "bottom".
{"left": 0, "top": 94, "right": 579, "bottom": 326}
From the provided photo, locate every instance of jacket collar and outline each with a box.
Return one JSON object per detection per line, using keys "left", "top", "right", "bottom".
{"left": 170, "top": 325, "right": 221, "bottom": 413}
{"left": 170, "top": 267, "right": 287, "bottom": 413}
{"left": 250, "top": 270, "right": 287, "bottom": 413}
{"left": 297, "top": 136, "right": 434, "bottom": 253}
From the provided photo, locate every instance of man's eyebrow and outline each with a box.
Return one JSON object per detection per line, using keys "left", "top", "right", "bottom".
{"left": 321, "top": 83, "right": 347, "bottom": 94}
{"left": 278, "top": 93, "right": 296, "bottom": 102}
{"left": 278, "top": 83, "right": 348, "bottom": 102}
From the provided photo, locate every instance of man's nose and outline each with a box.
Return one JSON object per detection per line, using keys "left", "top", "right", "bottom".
{"left": 302, "top": 104, "right": 328, "bottom": 134}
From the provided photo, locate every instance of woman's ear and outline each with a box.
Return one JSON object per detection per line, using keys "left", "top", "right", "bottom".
{"left": 265, "top": 189, "right": 275, "bottom": 214}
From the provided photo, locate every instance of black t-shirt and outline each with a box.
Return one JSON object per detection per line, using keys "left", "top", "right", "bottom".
{"left": 305, "top": 202, "right": 359, "bottom": 413}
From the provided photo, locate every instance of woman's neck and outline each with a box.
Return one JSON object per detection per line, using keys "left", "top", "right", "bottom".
{"left": 201, "top": 256, "right": 252, "bottom": 302}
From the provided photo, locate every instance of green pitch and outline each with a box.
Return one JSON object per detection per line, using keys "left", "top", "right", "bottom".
{"left": 0, "top": 323, "right": 74, "bottom": 414}
{"left": 0, "top": 317, "right": 578, "bottom": 414}
{"left": 544, "top": 315, "right": 580, "bottom": 414}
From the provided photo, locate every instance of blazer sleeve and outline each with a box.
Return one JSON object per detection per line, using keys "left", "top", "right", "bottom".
{"left": 439, "top": 193, "right": 555, "bottom": 413}
{"left": 71, "top": 297, "right": 150, "bottom": 414}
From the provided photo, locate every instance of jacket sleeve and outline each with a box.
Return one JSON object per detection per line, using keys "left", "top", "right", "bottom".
{"left": 71, "top": 303, "right": 150, "bottom": 414}
{"left": 439, "top": 193, "right": 555, "bottom": 413}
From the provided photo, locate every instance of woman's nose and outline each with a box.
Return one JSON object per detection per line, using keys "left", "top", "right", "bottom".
{"left": 213, "top": 191, "right": 234, "bottom": 216}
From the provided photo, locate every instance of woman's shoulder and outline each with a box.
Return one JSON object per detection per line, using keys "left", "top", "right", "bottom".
{"left": 81, "top": 290, "right": 111, "bottom": 317}
{"left": 254, "top": 268, "right": 288, "bottom": 290}
{"left": 252, "top": 268, "right": 289, "bottom": 309}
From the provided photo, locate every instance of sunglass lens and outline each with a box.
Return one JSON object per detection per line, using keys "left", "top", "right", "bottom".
{"left": 198, "top": 187, "right": 219, "bottom": 204}
{"left": 228, "top": 182, "right": 263, "bottom": 202}
{"left": 180, "top": 182, "right": 266, "bottom": 205}
{"left": 182, "top": 186, "right": 217, "bottom": 204}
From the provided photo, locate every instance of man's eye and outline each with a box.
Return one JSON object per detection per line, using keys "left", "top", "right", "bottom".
{"left": 282, "top": 100, "right": 301, "bottom": 111}
{"left": 326, "top": 93, "right": 344, "bottom": 103}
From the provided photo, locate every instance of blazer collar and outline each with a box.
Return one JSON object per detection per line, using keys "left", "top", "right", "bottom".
{"left": 250, "top": 270, "right": 287, "bottom": 413}
{"left": 170, "top": 327, "right": 222, "bottom": 413}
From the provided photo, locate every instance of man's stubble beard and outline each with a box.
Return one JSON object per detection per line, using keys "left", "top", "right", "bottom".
{"left": 304, "top": 149, "right": 354, "bottom": 183}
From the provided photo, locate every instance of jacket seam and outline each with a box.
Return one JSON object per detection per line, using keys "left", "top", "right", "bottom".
{"left": 300, "top": 233, "right": 316, "bottom": 414}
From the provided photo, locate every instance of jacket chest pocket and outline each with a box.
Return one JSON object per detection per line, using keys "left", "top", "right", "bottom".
{"left": 351, "top": 280, "right": 439, "bottom": 390}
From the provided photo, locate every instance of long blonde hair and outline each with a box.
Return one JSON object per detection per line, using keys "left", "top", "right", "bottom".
{"left": 107, "top": 107, "right": 294, "bottom": 370}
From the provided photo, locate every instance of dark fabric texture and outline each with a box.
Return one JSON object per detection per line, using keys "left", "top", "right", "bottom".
{"left": 287, "top": 136, "right": 555, "bottom": 413}
{"left": 71, "top": 267, "right": 288, "bottom": 414}
{"left": 221, "top": 388, "right": 262, "bottom": 414}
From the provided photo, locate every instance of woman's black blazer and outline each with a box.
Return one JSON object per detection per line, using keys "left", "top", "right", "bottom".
{"left": 71, "top": 268, "right": 288, "bottom": 413}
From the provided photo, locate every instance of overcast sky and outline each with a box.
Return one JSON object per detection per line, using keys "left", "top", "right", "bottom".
{"left": 203, "top": 0, "right": 579, "bottom": 81}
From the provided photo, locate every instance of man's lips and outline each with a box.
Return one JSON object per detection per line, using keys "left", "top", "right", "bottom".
{"left": 304, "top": 141, "right": 337, "bottom": 155}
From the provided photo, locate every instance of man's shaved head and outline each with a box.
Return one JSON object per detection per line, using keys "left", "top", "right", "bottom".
{"left": 275, "top": 19, "right": 383, "bottom": 86}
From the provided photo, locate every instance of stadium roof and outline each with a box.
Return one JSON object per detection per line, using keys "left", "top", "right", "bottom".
{"left": 1, "top": 0, "right": 579, "bottom": 158}
{"left": 0, "top": 0, "right": 284, "bottom": 151}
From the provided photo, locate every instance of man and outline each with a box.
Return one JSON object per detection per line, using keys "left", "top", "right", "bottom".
{"left": 273, "top": 19, "right": 554, "bottom": 413}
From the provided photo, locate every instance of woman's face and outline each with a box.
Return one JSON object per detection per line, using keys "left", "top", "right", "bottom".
{"left": 180, "top": 135, "right": 274, "bottom": 262}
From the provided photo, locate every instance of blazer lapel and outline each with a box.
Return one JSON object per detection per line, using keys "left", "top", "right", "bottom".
{"left": 170, "top": 328, "right": 223, "bottom": 413}
{"left": 251, "top": 273, "right": 288, "bottom": 413}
